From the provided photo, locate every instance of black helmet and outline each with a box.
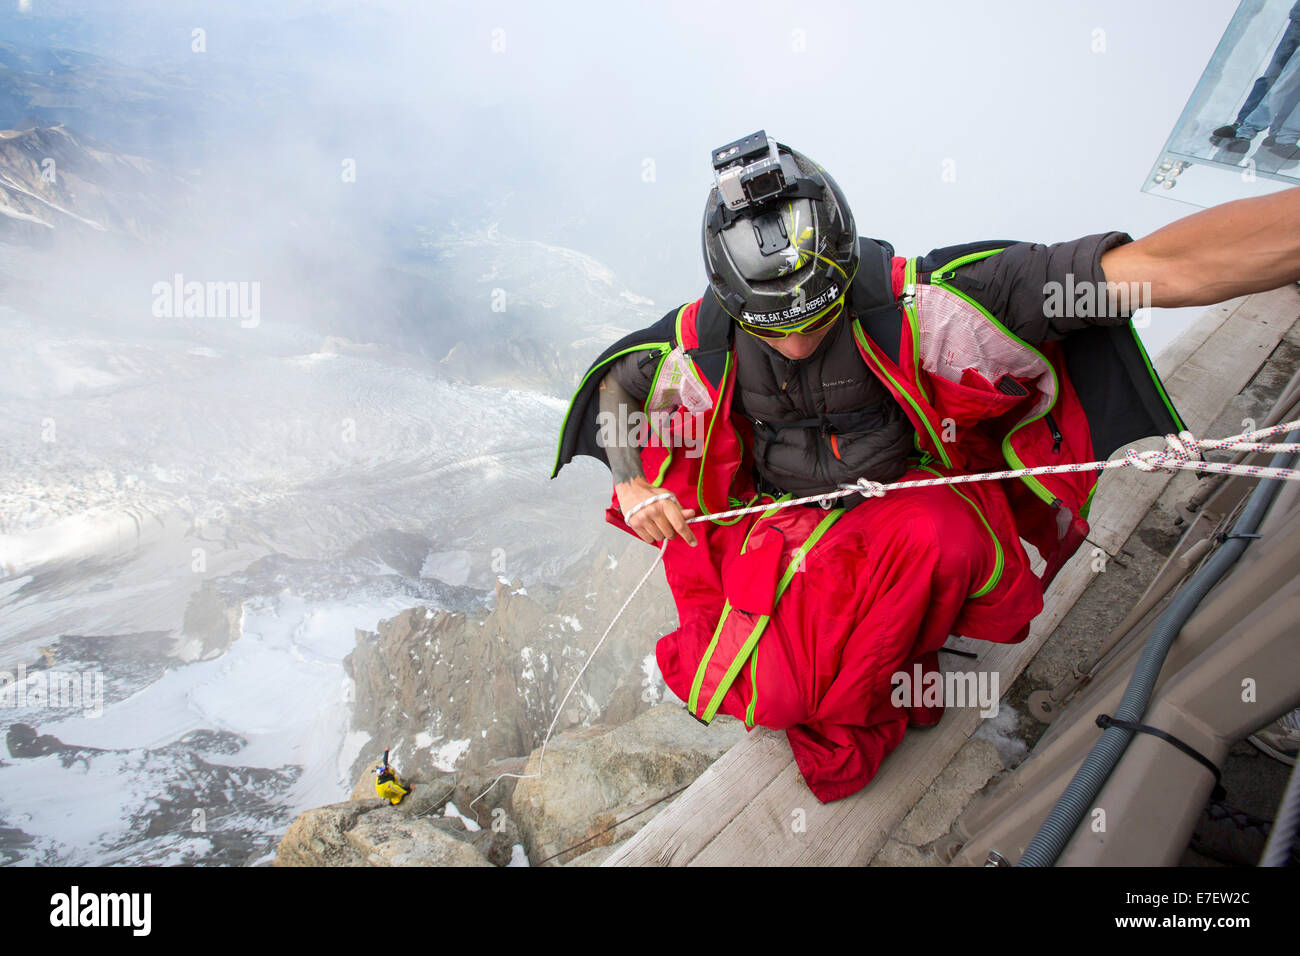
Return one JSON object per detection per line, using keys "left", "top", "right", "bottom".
{"left": 702, "top": 131, "right": 858, "bottom": 330}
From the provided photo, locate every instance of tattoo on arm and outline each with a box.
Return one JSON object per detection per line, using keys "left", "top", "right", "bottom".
{"left": 598, "top": 372, "right": 646, "bottom": 486}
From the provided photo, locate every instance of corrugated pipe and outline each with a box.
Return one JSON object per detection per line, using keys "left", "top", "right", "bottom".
{"left": 1017, "top": 428, "right": 1300, "bottom": 867}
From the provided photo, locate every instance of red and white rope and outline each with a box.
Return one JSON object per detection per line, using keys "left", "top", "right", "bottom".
{"left": 688, "top": 419, "right": 1300, "bottom": 524}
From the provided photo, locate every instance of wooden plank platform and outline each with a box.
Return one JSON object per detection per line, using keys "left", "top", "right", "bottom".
{"left": 606, "top": 288, "right": 1300, "bottom": 867}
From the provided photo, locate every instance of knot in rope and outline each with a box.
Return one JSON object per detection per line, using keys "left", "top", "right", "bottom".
{"left": 840, "top": 478, "right": 887, "bottom": 499}
{"left": 1124, "top": 430, "right": 1203, "bottom": 474}
{"left": 1169, "top": 429, "right": 1204, "bottom": 463}
{"left": 1122, "top": 448, "right": 1160, "bottom": 472}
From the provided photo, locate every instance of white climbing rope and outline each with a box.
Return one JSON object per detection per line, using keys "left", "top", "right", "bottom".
{"left": 688, "top": 419, "right": 1300, "bottom": 524}
{"left": 468, "top": 537, "right": 670, "bottom": 817}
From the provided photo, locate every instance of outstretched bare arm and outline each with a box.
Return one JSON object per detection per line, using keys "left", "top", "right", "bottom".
{"left": 1101, "top": 186, "right": 1300, "bottom": 308}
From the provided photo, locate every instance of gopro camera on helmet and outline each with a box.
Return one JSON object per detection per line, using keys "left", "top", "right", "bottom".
{"left": 711, "top": 130, "right": 791, "bottom": 210}
{"left": 702, "top": 134, "right": 860, "bottom": 325}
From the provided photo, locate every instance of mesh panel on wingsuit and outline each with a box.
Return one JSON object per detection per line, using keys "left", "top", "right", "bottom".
{"left": 917, "top": 285, "right": 1056, "bottom": 420}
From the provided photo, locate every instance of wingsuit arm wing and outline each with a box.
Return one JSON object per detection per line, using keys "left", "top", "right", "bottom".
{"left": 939, "top": 231, "right": 1138, "bottom": 345}
{"left": 550, "top": 305, "right": 682, "bottom": 479}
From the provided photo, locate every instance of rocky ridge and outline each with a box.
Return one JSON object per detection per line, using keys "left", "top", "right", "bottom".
{"left": 343, "top": 532, "right": 681, "bottom": 786}
{"left": 278, "top": 527, "right": 751, "bottom": 866}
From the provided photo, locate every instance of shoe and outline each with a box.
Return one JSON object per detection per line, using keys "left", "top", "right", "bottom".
{"left": 1212, "top": 123, "right": 1251, "bottom": 152}
{"left": 1250, "top": 709, "right": 1300, "bottom": 764}
{"left": 1261, "top": 138, "right": 1300, "bottom": 165}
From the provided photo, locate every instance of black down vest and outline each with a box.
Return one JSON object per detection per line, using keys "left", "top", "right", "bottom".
{"left": 733, "top": 310, "right": 916, "bottom": 502}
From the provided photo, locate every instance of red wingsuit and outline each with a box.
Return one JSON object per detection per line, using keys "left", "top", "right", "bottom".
{"left": 602, "top": 317, "right": 1045, "bottom": 801}
{"left": 642, "top": 465, "right": 1040, "bottom": 802}
{"left": 554, "top": 242, "right": 1187, "bottom": 803}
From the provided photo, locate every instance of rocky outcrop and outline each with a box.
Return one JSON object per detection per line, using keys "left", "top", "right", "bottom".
{"left": 510, "top": 704, "right": 747, "bottom": 865}
{"left": 275, "top": 763, "right": 517, "bottom": 867}
{"left": 277, "top": 704, "right": 748, "bottom": 867}
{"left": 344, "top": 536, "right": 680, "bottom": 785}
{"left": 280, "top": 530, "right": 749, "bottom": 867}
{"left": 174, "top": 582, "right": 244, "bottom": 662}
{"left": 276, "top": 802, "right": 494, "bottom": 868}
{"left": 0, "top": 125, "right": 172, "bottom": 241}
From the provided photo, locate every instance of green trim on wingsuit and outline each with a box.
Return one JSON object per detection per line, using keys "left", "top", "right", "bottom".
{"left": 741, "top": 496, "right": 788, "bottom": 727}
{"left": 692, "top": 505, "right": 844, "bottom": 724}
{"left": 641, "top": 303, "right": 697, "bottom": 487}
{"left": 931, "top": 250, "right": 1181, "bottom": 508}
{"left": 1080, "top": 480, "right": 1098, "bottom": 521}
{"left": 1129, "top": 323, "right": 1187, "bottom": 432}
{"left": 687, "top": 497, "right": 786, "bottom": 717}
{"left": 901, "top": 257, "right": 932, "bottom": 406}
{"left": 645, "top": 349, "right": 671, "bottom": 412}
{"left": 676, "top": 306, "right": 762, "bottom": 522}
{"left": 929, "top": 256, "right": 1063, "bottom": 509}
{"left": 929, "top": 247, "right": 1005, "bottom": 280}
{"left": 667, "top": 301, "right": 776, "bottom": 525}
{"left": 677, "top": 302, "right": 761, "bottom": 523}
{"left": 644, "top": 349, "right": 675, "bottom": 486}
{"left": 915, "top": 464, "right": 1004, "bottom": 598}
{"left": 853, "top": 320, "right": 954, "bottom": 469}
{"left": 929, "top": 249, "right": 1183, "bottom": 510}
{"left": 687, "top": 598, "right": 734, "bottom": 718}
{"left": 551, "top": 340, "right": 673, "bottom": 476}
{"left": 745, "top": 642, "right": 760, "bottom": 728}
{"left": 693, "top": 351, "right": 753, "bottom": 526}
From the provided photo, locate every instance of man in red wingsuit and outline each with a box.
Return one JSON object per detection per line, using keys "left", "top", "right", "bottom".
{"left": 551, "top": 132, "right": 1300, "bottom": 802}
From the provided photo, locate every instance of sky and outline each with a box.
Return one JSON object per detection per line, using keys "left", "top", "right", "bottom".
{"left": 0, "top": 0, "right": 1275, "bottom": 355}
{"left": 372, "top": 0, "right": 1254, "bottom": 355}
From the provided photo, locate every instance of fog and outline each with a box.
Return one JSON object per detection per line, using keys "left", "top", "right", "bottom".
{"left": 2, "top": 0, "right": 1244, "bottom": 352}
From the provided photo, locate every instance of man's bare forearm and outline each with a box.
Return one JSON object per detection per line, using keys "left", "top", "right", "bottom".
{"left": 598, "top": 372, "right": 646, "bottom": 487}
{"left": 1102, "top": 185, "right": 1300, "bottom": 307}
{"left": 598, "top": 372, "right": 698, "bottom": 547}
